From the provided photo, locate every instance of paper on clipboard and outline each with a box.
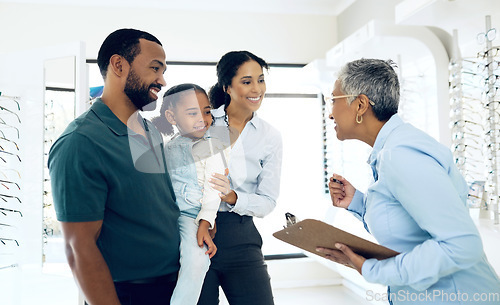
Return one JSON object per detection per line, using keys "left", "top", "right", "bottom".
{"left": 273, "top": 219, "right": 399, "bottom": 262}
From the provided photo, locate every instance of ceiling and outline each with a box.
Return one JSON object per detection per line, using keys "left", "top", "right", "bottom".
{"left": 0, "top": 0, "right": 357, "bottom": 15}
{"left": 396, "top": 0, "right": 500, "bottom": 56}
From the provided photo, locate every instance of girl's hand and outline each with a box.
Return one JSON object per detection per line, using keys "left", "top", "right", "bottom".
{"left": 197, "top": 220, "right": 217, "bottom": 258}
{"left": 316, "top": 243, "right": 366, "bottom": 274}
{"left": 328, "top": 174, "right": 356, "bottom": 209}
{"left": 209, "top": 222, "right": 217, "bottom": 239}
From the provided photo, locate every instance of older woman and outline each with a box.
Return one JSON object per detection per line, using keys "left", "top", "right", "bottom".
{"left": 317, "top": 59, "right": 500, "bottom": 304}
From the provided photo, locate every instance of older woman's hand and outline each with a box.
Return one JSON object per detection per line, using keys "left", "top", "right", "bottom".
{"left": 328, "top": 174, "right": 356, "bottom": 209}
{"left": 316, "top": 243, "right": 366, "bottom": 274}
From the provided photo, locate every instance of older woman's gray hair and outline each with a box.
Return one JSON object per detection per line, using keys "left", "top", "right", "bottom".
{"left": 337, "top": 58, "right": 400, "bottom": 122}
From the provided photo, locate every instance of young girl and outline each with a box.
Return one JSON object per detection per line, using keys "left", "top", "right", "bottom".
{"left": 198, "top": 51, "right": 283, "bottom": 305}
{"left": 152, "top": 83, "right": 231, "bottom": 305}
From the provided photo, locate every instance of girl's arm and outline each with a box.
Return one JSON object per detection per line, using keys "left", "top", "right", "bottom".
{"left": 195, "top": 142, "right": 230, "bottom": 229}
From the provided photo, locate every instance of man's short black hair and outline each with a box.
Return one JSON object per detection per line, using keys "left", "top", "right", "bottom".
{"left": 97, "top": 28, "right": 162, "bottom": 79}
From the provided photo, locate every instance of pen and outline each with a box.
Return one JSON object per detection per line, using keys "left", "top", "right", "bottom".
{"left": 331, "top": 178, "right": 343, "bottom": 184}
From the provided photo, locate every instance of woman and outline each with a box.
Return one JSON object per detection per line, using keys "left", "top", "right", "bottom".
{"left": 317, "top": 58, "right": 500, "bottom": 304}
{"left": 197, "top": 51, "right": 282, "bottom": 305}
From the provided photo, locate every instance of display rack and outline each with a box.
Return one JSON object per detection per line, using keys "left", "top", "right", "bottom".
{"left": 0, "top": 92, "right": 22, "bottom": 270}
{"left": 449, "top": 16, "right": 499, "bottom": 224}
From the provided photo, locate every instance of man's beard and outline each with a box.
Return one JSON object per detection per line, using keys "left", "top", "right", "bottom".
{"left": 124, "top": 69, "right": 160, "bottom": 111}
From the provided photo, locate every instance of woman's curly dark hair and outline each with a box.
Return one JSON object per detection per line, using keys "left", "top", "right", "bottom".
{"left": 209, "top": 51, "right": 269, "bottom": 113}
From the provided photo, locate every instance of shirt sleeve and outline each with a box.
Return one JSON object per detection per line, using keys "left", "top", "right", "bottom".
{"left": 48, "top": 132, "right": 108, "bottom": 222}
{"left": 195, "top": 148, "right": 228, "bottom": 229}
{"left": 361, "top": 146, "right": 484, "bottom": 291}
{"left": 229, "top": 133, "right": 283, "bottom": 218}
{"left": 347, "top": 190, "right": 365, "bottom": 222}
{"left": 347, "top": 190, "right": 370, "bottom": 232}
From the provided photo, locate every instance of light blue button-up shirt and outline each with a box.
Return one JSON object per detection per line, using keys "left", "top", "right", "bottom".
{"left": 348, "top": 114, "right": 500, "bottom": 304}
{"left": 212, "top": 106, "right": 283, "bottom": 217}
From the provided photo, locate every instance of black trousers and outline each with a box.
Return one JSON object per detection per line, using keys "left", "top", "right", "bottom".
{"left": 197, "top": 212, "right": 274, "bottom": 305}
{"left": 84, "top": 273, "right": 177, "bottom": 305}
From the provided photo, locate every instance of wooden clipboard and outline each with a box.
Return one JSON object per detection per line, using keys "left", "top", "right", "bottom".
{"left": 273, "top": 219, "right": 399, "bottom": 262}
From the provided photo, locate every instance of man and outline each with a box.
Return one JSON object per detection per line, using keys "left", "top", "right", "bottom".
{"left": 48, "top": 29, "right": 180, "bottom": 305}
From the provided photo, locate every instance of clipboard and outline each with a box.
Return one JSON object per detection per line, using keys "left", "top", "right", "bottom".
{"left": 273, "top": 219, "right": 399, "bottom": 262}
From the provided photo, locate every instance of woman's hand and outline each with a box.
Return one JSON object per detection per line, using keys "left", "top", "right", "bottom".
{"left": 316, "top": 243, "right": 366, "bottom": 274}
{"left": 328, "top": 174, "right": 356, "bottom": 209}
{"left": 210, "top": 168, "right": 237, "bottom": 205}
{"left": 197, "top": 220, "right": 217, "bottom": 258}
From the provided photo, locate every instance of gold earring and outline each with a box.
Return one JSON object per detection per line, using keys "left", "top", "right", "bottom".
{"left": 356, "top": 114, "right": 363, "bottom": 124}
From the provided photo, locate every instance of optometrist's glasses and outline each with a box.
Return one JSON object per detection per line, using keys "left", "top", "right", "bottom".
{"left": 324, "top": 94, "right": 374, "bottom": 108}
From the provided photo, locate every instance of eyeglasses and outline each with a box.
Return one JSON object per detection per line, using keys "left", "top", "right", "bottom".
{"left": 0, "top": 238, "right": 19, "bottom": 246}
{"left": 0, "top": 151, "right": 21, "bottom": 163}
{"left": 478, "top": 60, "right": 499, "bottom": 72}
{"left": 454, "top": 143, "right": 482, "bottom": 152}
{"left": 485, "top": 74, "right": 500, "bottom": 86}
{"left": 0, "top": 193, "right": 21, "bottom": 203}
{"left": 0, "top": 207, "right": 22, "bottom": 217}
{"left": 0, "top": 263, "right": 18, "bottom": 270}
{"left": 0, "top": 95, "right": 20, "bottom": 111}
{"left": 0, "top": 179, "right": 20, "bottom": 190}
{"left": 477, "top": 29, "right": 496, "bottom": 45}
{"left": 0, "top": 106, "right": 21, "bottom": 124}
{"left": 484, "top": 86, "right": 500, "bottom": 98}
{"left": 0, "top": 137, "right": 19, "bottom": 151}
{"left": 324, "top": 94, "right": 374, "bottom": 106}
{"left": 0, "top": 168, "right": 21, "bottom": 179}
{"left": 0, "top": 122, "right": 19, "bottom": 139}
{"left": 478, "top": 46, "right": 500, "bottom": 58}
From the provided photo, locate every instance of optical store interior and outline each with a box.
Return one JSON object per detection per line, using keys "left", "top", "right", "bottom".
{"left": 1, "top": 0, "right": 500, "bottom": 304}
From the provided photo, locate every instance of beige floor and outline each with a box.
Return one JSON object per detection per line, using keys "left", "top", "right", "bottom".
{"left": 0, "top": 237, "right": 374, "bottom": 305}
{"left": 273, "top": 285, "right": 373, "bottom": 305}
{"left": 1, "top": 266, "right": 373, "bottom": 305}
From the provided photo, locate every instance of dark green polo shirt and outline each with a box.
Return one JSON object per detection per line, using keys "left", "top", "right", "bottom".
{"left": 48, "top": 99, "right": 180, "bottom": 281}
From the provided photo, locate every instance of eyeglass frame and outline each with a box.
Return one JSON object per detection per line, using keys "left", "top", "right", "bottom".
{"left": 324, "top": 94, "right": 375, "bottom": 106}
{"left": 0, "top": 207, "right": 23, "bottom": 217}
{"left": 477, "top": 28, "right": 497, "bottom": 45}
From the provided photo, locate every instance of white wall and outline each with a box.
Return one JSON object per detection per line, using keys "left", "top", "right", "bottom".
{"left": 0, "top": 3, "right": 337, "bottom": 64}
{"left": 0, "top": 41, "right": 86, "bottom": 305}
{"left": 336, "top": 0, "right": 402, "bottom": 41}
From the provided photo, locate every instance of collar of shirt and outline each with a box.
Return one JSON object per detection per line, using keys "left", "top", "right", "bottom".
{"left": 91, "top": 99, "right": 129, "bottom": 136}
{"left": 212, "top": 105, "right": 261, "bottom": 130}
{"left": 367, "top": 114, "right": 404, "bottom": 173}
{"left": 92, "top": 98, "right": 155, "bottom": 139}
